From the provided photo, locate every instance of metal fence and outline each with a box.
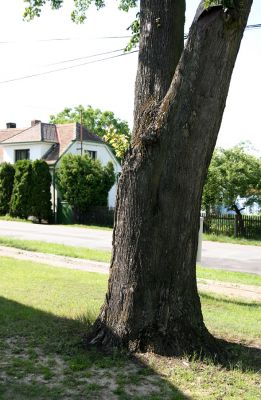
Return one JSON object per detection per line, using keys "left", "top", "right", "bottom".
{"left": 202, "top": 213, "right": 261, "bottom": 239}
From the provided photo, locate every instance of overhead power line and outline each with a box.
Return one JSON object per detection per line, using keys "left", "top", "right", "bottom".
{"left": 45, "top": 48, "right": 125, "bottom": 66}
{"left": 0, "top": 50, "right": 138, "bottom": 85}
{"left": 245, "top": 24, "right": 261, "bottom": 30}
{"left": 0, "top": 23, "right": 259, "bottom": 44}
{"left": 0, "top": 21, "right": 259, "bottom": 85}
{"left": 0, "top": 35, "right": 132, "bottom": 44}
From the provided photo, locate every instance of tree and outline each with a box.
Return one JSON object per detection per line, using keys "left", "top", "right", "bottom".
{"left": 57, "top": 154, "right": 115, "bottom": 213}
{"left": 0, "top": 163, "right": 15, "bottom": 215}
{"left": 49, "top": 105, "right": 131, "bottom": 159}
{"left": 31, "top": 160, "right": 52, "bottom": 223}
{"left": 26, "top": 0, "right": 253, "bottom": 356}
{"left": 202, "top": 144, "right": 261, "bottom": 233}
{"left": 10, "top": 160, "right": 32, "bottom": 219}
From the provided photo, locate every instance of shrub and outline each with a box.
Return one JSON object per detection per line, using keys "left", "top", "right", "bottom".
{"left": 10, "top": 160, "right": 32, "bottom": 218}
{"left": 57, "top": 154, "right": 115, "bottom": 213}
{"left": 0, "top": 163, "right": 15, "bottom": 215}
{"left": 31, "top": 160, "right": 52, "bottom": 223}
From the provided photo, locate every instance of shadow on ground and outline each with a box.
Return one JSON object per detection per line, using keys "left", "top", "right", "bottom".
{"left": 0, "top": 296, "right": 190, "bottom": 399}
{"left": 0, "top": 296, "right": 260, "bottom": 399}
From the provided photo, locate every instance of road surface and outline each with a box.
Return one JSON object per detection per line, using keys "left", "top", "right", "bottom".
{"left": 0, "top": 220, "right": 111, "bottom": 250}
{"left": 0, "top": 220, "right": 260, "bottom": 275}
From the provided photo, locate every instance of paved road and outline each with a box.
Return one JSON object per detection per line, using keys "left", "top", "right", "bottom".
{"left": 201, "top": 241, "right": 261, "bottom": 275}
{"left": 0, "top": 220, "right": 260, "bottom": 275}
{"left": 0, "top": 220, "right": 112, "bottom": 250}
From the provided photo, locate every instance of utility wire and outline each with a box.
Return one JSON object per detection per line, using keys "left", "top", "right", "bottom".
{"left": 0, "top": 35, "right": 132, "bottom": 44}
{"left": 0, "top": 50, "right": 138, "bottom": 85}
{"left": 0, "top": 22, "right": 259, "bottom": 85}
{"left": 40, "top": 22, "right": 261, "bottom": 68}
{"left": 245, "top": 24, "right": 261, "bottom": 30}
{"left": 0, "top": 24, "right": 259, "bottom": 44}
{"left": 45, "top": 48, "right": 125, "bottom": 66}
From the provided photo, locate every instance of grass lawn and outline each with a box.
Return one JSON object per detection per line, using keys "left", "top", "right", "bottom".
{"left": 0, "top": 256, "right": 260, "bottom": 399}
{"left": 0, "top": 236, "right": 111, "bottom": 263}
{"left": 203, "top": 233, "right": 261, "bottom": 247}
{"left": 1, "top": 236, "right": 260, "bottom": 288}
{"left": 0, "top": 215, "right": 31, "bottom": 223}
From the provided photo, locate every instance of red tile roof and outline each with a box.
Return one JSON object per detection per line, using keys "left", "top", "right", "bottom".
{"left": 0, "top": 128, "right": 24, "bottom": 142}
{"left": 0, "top": 121, "right": 103, "bottom": 165}
{"left": 43, "top": 123, "right": 103, "bottom": 165}
{"left": 0, "top": 128, "right": 24, "bottom": 162}
{"left": 1, "top": 123, "right": 58, "bottom": 144}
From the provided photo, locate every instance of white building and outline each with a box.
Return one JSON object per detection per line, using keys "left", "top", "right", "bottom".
{"left": 0, "top": 120, "right": 121, "bottom": 211}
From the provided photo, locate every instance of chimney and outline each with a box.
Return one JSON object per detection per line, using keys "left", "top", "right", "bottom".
{"left": 31, "top": 120, "right": 41, "bottom": 127}
{"left": 6, "top": 122, "right": 16, "bottom": 129}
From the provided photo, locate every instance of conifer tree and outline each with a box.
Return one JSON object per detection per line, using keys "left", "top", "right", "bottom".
{"left": 0, "top": 162, "right": 15, "bottom": 215}
{"left": 10, "top": 160, "right": 32, "bottom": 219}
{"left": 31, "top": 160, "right": 52, "bottom": 223}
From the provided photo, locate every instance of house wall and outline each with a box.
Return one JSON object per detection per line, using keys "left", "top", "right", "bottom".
{"left": 0, "top": 139, "right": 121, "bottom": 209}
{"left": 2, "top": 143, "right": 52, "bottom": 164}
{"left": 56, "top": 141, "right": 121, "bottom": 208}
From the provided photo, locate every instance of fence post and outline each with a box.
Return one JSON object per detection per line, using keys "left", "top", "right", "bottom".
{"left": 234, "top": 215, "right": 239, "bottom": 237}
{"left": 196, "top": 217, "right": 204, "bottom": 263}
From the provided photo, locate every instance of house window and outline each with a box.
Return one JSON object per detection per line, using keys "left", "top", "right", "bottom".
{"left": 15, "top": 149, "right": 30, "bottom": 162}
{"left": 85, "top": 150, "right": 97, "bottom": 160}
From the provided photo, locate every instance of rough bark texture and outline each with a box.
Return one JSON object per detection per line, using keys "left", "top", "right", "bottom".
{"left": 233, "top": 204, "right": 246, "bottom": 236}
{"left": 134, "top": 0, "right": 185, "bottom": 133}
{"left": 88, "top": 0, "right": 253, "bottom": 356}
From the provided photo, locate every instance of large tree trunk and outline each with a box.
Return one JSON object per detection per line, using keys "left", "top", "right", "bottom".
{"left": 88, "top": 1, "right": 253, "bottom": 356}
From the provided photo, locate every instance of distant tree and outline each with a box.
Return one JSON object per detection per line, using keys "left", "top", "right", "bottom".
{"left": 0, "top": 163, "right": 15, "bottom": 215}
{"left": 50, "top": 105, "right": 130, "bottom": 159}
{"left": 31, "top": 160, "right": 52, "bottom": 223}
{"left": 57, "top": 154, "right": 115, "bottom": 213}
{"left": 202, "top": 144, "right": 261, "bottom": 233}
{"left": 10, "top": 160, "right": 32, "bottom": 219}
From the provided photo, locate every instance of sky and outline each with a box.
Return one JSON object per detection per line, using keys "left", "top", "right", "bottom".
{"left": 0, "top": 0, "right": 260, "bottom": 154}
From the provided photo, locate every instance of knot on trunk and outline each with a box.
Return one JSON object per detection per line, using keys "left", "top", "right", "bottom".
{"left": 132, "top": 97, "right": 160, "bottom": 150}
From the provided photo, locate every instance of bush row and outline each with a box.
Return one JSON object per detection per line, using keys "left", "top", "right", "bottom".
{"left": 0, "top": 160, "right": 52, "bottom": 223}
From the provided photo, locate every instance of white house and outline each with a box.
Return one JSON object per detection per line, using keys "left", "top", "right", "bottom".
{"left": 0, "top": 120, "right": 121, "bottom": 211}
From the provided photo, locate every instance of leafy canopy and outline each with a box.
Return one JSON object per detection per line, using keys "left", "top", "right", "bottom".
{"left": 23, "top": 0, "right": 232, "bottom": 52}
{"left": 202, "top": 143, "right": 261, "bottom": 213}
{"left": 23, "top": 0, "right": 138, "bottom": 23}
{"left": 50, "top": 105, "right": 130, "bottom": 159}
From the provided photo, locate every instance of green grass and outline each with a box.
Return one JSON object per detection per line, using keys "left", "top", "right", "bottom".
{"left": 0, "top": 214, "right": 112, "bottom": 230}
{"left": 0, "top": 215, "right": 31, "bottom": 223}
{"left": 0, "top": 236, "right": 111, "bottom": 263}
{"left": 1, "top": 236, "right": 260, "bottom": 287}
{"left": 0, "top": 256, "right": 260, "bottom": 399}
{"left": 203, "top": 233, "right": 261, "bottom": 246}
{"left": 197, "top": 265, "right": 261, "bottom": 286}
{"left": 65, "top": 223, "right": 112, "bottom": 231}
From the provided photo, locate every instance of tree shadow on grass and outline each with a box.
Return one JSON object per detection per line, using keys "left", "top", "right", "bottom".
{"left": 0, "top": 296, "right": 260, "bottom": 399}
{"left": 201, "top": 292, "right": 261, "bottom": 308}
{"left": 200, "top": 293, "right": 261, "bottom": 372}
{"left": 0, "top": 296, "right": 191, "bottom": 399}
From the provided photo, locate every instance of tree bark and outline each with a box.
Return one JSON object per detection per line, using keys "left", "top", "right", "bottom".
{"left": 134, "top": 0, "right": 185, "bottom": 131}
{"left": 88, "top": 1, "right": 253, "bottom": 356}
{"left": 233, "top": 203, "right": 246, "bottom": 236}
